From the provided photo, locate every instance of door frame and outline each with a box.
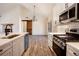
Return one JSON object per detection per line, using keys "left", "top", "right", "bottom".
{"left": 22, "top": 20, "right": 32, "bottom": 35}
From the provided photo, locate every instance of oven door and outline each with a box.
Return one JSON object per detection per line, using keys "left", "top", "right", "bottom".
{"left": 53, "top": 39, "right": 66, "bottom": 56}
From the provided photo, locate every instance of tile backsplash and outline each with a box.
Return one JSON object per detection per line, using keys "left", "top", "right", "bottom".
{"left": 57, "top": 22, "right": 79, "bottom": 33}
{"left": 68, "top": 22, "right": 79, "bottom": 29}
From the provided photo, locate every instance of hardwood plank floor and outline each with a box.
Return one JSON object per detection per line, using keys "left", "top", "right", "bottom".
{"left": 23, "top": 35, "right": 55, "bottom": 56}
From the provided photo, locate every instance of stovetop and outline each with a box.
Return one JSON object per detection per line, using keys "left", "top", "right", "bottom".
{"left": 53, "top": 34, "right": 79, "bottom": 42}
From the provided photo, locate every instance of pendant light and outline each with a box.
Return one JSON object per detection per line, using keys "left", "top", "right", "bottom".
{"left": 33, "top": 4, "right": 37, "bottom": 21}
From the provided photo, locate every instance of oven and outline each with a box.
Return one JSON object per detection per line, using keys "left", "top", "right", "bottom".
{"left": 52, "top": 28, "right": 79, "bottom": 56}
{"left": 53, "top": 36, "right": 66, "bottom": 56}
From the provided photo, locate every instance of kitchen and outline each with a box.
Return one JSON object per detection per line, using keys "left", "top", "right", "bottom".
{"left": 0, "top": 3, "right": 79, "bottom": 56}
{"left": 48, "top": 3, "right": 79, "bottom": 56}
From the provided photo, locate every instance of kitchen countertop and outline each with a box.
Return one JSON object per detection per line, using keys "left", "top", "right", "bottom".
{"left": 0, "top": 39, "right": 13, "bottom": 47}
{"left": 48, "top": 32, "right": 65, "bottom": 35}
{"left": 53, "top": 32, "right": 65, "bottom": 34}
{"left": 0, "top": 32, "right": 29, "bottom": 47}
{"left": 67, "top": 42, "right": 79, "bottom": 50}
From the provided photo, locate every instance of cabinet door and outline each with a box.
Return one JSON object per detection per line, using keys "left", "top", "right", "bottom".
{"left": 13, "top": 36, "right": 24, "bottom": 56}
{"left": 48, "top": 34, "right": 53, "bottom": 49}
{"left": 66, "top": 44, "right": 79, "bottom": 56}
{"left": 13, "top": 39, "right": 20, "bottom": 56}
{"left": 48, "top": 40, "right": 52, "bottom": 48}
{"left": 19, "top": 36, "right": 24, "bottom": 55}
{"left": 0, "top": 42, "right": 13, "bottom": 56}
{"left": 1, "top": 48, "right": 12, "bottom": 56}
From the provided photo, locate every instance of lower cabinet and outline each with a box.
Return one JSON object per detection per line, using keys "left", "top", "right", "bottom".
{"left": 66, "top": 44, "right": 79, "bottom": 56}
{"left": 48, "top": 33, "right": 53, "bottom": 50}
{"left": 1, "top": 48, "right": 13, "bottom": 56}
{"left": 0, "top": 42, "right": 13, "bottom": 56}
{"left": 13, "top": 36, "right": 24, "bottom": 56}
{"left": 19, "top": 36, "right": 24, "bottom": 55}
{"left": 0, "top": 35, "right": 25, "bottom": 56}
{"left": 13, "top": 39, "right": 20, "bottom": 56}
{"left": 48, "top": 39, "right": 52, "bottom": 49}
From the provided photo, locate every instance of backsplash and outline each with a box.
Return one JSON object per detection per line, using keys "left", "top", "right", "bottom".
{"left": 68, "top": 22, "right": 79, "bottom": 29}
{"left": 57, "top": 22, "right": 79, "bottom": 33}
{"left": 57, "top": 25, "right": 68, "bottom": 33}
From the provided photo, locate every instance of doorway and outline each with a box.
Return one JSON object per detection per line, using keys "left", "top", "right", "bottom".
{"left": 22, "top": 20, "right": 32, "bottom": 35}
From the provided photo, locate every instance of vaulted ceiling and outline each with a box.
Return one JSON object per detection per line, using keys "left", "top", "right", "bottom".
{"left": 0, "top": 3, "right": 55, "bottom": 17}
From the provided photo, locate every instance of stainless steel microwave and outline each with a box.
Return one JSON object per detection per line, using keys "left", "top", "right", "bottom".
{"left": 59, "top": 3, "right": 79, "bottom": 23}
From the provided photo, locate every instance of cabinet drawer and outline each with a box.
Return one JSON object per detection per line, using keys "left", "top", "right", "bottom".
{"left": 67, "top": 44, "right": 79, "bottom": 56}
{"left": 0, "top": 42, "right": 12, "bottom": 55}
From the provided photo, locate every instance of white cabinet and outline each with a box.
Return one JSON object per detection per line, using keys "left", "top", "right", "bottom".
{"left": 0, "top": 42, "right": 13, "bottom": 56}
{"left": 0, "top": 33, "right": 26, "bottom": 56}
{"left": 1, "top": 48, "right": 12, "bottom": 56}
{"left": 13, "top": 36, "right": 24, "bottom": 56}
{"left": 13, "top": 39, "right": 20, "bottom": 56}
{"left": 48, "top": 33, "right": 53, "bottom": 50}
{"left": 18, "top": 36, "right": 24, "bottom": 55}
{"left": 66, "top": 44, "right": 79, "bottom": 56}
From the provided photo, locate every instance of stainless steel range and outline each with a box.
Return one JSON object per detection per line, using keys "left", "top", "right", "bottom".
{"left": 53, "top": 28, "right": 79, "bottom": 56}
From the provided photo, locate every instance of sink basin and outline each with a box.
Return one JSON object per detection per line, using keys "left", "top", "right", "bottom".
{"left": 1, "top": 34, "right": 19, "bottom": 39}
{"left": 7, "top": 34, "right": 19, "bottom": 39}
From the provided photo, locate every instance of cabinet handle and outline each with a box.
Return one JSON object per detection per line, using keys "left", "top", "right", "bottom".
{"left": 0, "top": 49, "right": 3, "bottom": 52}
{"left": 73, "top": 52, "right": 78, "bottom": 56}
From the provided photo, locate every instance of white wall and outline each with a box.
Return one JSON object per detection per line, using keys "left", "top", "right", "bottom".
{"left": 52, "top": 3, "right": 66, "bottom": 33}
{"left": 0, "top": 5, "right": 20, "bottom": 33}
{"left": 32, "top": 18, "right": 48, "bottom": 35}
{"left": 20, "top": 4, "right": 53, "bottom": 35}
{"left": 0, "top": 3, "right": 53, "bottom": 35}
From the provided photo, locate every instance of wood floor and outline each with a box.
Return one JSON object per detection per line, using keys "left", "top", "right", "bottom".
{"left": 23, "top": 35, "right": 55, "bottom": 56}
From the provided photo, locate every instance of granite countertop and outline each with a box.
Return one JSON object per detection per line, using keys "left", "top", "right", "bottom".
{"left": 0, "top": 32, "right": 29, "bottom": 47}
{"left": 67, "top": 42, "right": 79, "bottom": 50}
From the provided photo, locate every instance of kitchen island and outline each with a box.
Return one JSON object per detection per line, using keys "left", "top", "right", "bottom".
{"left": 0, "top": 32, "right": 29, "bottom": 56}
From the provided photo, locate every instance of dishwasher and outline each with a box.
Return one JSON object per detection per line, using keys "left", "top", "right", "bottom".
{"left": 24, "top": 34, "right": 29, "bottom": 50}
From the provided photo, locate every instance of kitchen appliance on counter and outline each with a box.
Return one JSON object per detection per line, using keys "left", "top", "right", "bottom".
{"left": 53, "top": 28, "right": 79, "bottom": 56}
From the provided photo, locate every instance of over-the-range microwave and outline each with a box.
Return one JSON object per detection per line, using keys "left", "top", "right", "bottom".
{"left": 59, "top": 3, "right": 79, "bottom": 23}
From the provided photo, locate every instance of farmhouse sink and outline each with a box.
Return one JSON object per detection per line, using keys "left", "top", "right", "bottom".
{"left": 1, "top": 34, "right": 20, "bottom": 39}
